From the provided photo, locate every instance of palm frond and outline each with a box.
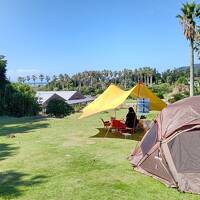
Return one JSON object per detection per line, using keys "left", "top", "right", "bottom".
{"left": 177, "top": 1, "right": 199, "bottom": 40}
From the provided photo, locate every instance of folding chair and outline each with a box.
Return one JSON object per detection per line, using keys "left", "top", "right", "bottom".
{"left": 101, "top": 118, "right": 112, "bottom": 137}
{"left": 101, "top": 118, "right": 111, "bottom": 128}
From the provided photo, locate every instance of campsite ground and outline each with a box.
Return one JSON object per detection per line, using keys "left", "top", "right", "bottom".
{"left": 0, "top": 110, "right": 199, "bottom": 200}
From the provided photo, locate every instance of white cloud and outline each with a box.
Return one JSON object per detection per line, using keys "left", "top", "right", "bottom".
{"left": 15, "top": 68, "right": 40, "bottom": 74}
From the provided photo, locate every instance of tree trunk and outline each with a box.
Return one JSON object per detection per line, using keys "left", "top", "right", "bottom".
{"left": 146, "top": 75, "right": 148, "bottom": 85}
{"left": 124, "top": 79, "right": 127, "bottom": 88}
{"left": 90, "top": 77, "right": 92, "bottom": 87}
{"left": 190, "top": 40, "right": 194, "bottom": 97}
{"left": 150, "top": 75, "right": 153, "bottom": 85}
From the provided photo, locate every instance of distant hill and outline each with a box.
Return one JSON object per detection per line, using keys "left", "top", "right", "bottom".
{"left": 178, "top": 64, "right": 200, "bottom": 71}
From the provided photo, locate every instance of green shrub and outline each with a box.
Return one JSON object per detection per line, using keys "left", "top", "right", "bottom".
{"left": 155, "top": 92, "right": 164, "bottom": 99}
{"left": 176, "top": 76, "right": 188, "bottom": 85}
{"left": 4, "top": 83, "right": 40, "bottom": 117}
{"left": 46, "top": 99, "right": 74, "bottom": 118}
{"left": 168, "top": 93, "right": 185, "bottom": 103}
{"left": 0, "top": 56, "right": 40, "bottom": 117}
{"left": 150, "top": 83, "right": 172, "bottom": 98}
{"left": 73, "top": 104, "right": 84, "bottom": 112}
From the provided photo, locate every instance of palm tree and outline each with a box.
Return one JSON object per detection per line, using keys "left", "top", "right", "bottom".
{"left": 59, "top": 74, "right": 64, "bottom": 90}
{"left": 52, "top": 75, "right": 57, "bottom": 81}
{"left": 32, "top": 75, "right": 37, "bottom": 86}
{"left": 64, "top": 73, "right": 70, "bottom": 90}
{"left": 45, "top": 75, "right": 50, "bottom": 83}
{"left": 22, "top": 77, "right": 26, "bottom": 83}
{"left": 17, "top": 76, "right": 23, "bottom": 83}
{"left": 177, "top": 2, "right": 200, "bottom": 96}
{"left": 26, "top": 75, "right": 30, "bottom": 83}
{"left": 134, "top": 69, "right": 139, "bottom": 83}
{"left": 39, "top": 74, "right": 44, "bottom": 83}
{"left": 45, "top": 75, "right": 51, "bottom": 90}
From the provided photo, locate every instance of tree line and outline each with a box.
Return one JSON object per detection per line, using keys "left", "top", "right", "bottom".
{"left": 18, "top": 74, "right": 50, "bottom": 85}
{"left": 0, "top": 56, "right": 40, "bottom": 117}
{"left": 18, "top": 67, "right": 157, "bottom": 87}
{"left": 17, "top": 66, "right": 199, "bottom": 96}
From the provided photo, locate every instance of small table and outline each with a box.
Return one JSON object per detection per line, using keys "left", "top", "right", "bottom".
{"left": 122, "top": 132, "right": 132, "bottom": 139}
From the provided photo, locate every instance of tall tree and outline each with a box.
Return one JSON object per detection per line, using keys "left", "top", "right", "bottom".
{"left": 64, "top": 74, "right": 70, "bottom": 89}
{"left": 177, "top": 1, "right": 200, "bottom": 96}
{"left": 0, "top": 55, "right": 8, "bottom": 112}
{"left": 39, "top": 74, "right": 44, "bottom": 83}
{"left": 17, "top": 76, "right": 23, "bottom": 83}
{"left": 52, "top": 75, "right": 57, "bottom": 81}
{"left": 59, "top": 74, "right": 64, "bottom": 90}
{"left": 32, "top": 75, "right": 37, "bottom": 86}
{"left": 45, "top": 75, "right": 50, "bottom": 83}
{"left": 45, "top": 75, "right": 51, "bottom": 90}
{"left": 26, "top": 75, "right": 31, "bottom": 83}
{"left": 22, "top": 77, "right": 26, "bottom": 83}
{"left": 0, "top": 55, "right": 7, "bottom": 87}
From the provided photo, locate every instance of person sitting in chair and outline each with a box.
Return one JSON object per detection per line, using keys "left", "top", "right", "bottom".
{"left": 125, "top": 107, "right": 138, "bottom": 129}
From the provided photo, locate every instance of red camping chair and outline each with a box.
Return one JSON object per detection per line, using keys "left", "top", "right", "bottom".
{"left": 111, "top": 119, "right": 127, "bottom": 133}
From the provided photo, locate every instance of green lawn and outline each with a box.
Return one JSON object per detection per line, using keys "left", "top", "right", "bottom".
{"left": 0, "top": 111, "right": 199, "bottom": 200}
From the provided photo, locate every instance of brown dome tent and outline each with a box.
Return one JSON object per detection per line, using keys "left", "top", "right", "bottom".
{"left": 130, "top": 96, "right": 200, "bottom": 194}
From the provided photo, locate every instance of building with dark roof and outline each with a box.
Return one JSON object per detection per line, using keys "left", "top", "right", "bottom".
{"left": 36, "top": 91, "right": 94, "bottom": 108}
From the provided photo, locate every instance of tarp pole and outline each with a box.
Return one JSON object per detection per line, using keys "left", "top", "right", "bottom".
{"left": 137, "top": 81, "right": 141, "bottom": 97}
{"left": 136, "top": 81, "right": 141, "bottom": 113}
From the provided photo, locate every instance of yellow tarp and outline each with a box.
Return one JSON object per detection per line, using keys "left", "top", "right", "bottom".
{"left": 80, "top": 84, "right": 134, "bottom": 118}
{"left": 130, "top": 83, "right": 167, "bottom": 111}
{"left": 80, "top": 83, "right": 167, "bottom": 118}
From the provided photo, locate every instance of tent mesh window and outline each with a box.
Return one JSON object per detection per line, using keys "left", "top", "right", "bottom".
{"left": 140, "top": 123, "right": 158, "bottom": 155}
{"left": 168, "top": 129, "right": 200, "bottom": 173}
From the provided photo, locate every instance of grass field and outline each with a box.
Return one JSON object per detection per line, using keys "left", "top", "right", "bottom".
{"left": 0, "top": 110, "right": 199, "bottom": 200}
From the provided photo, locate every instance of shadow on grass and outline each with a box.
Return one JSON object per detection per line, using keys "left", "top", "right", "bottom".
{"left": 0, "top": 171, "right": 47, "bottom": 198}
{"left": 0, "top": 143, "right": 19, "bottom": 161}
{"left": 0, "top": 116, "right": 50, "bottom": 137}
{"left": 0, "top": 116, "right": 48, "bottom": 126}
{"left": 0, "top": 122, "right": 49, "bottom": 137}
{"left": 90, "top": 128, "right": 144, "bottom": 141}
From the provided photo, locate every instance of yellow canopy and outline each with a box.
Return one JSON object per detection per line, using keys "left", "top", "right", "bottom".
{"left": 80, "top": 84, "right": 134, "bottom": 118}
{"left": 79, "top": 83, "right": 167, "bottom": 119}
{"left": 130, "top": 83, "right": 167, "bottom": 111}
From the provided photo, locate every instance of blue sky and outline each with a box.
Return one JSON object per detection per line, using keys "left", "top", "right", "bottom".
{"left": 0, "top": 0, "right": 198, "bottom": 80}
